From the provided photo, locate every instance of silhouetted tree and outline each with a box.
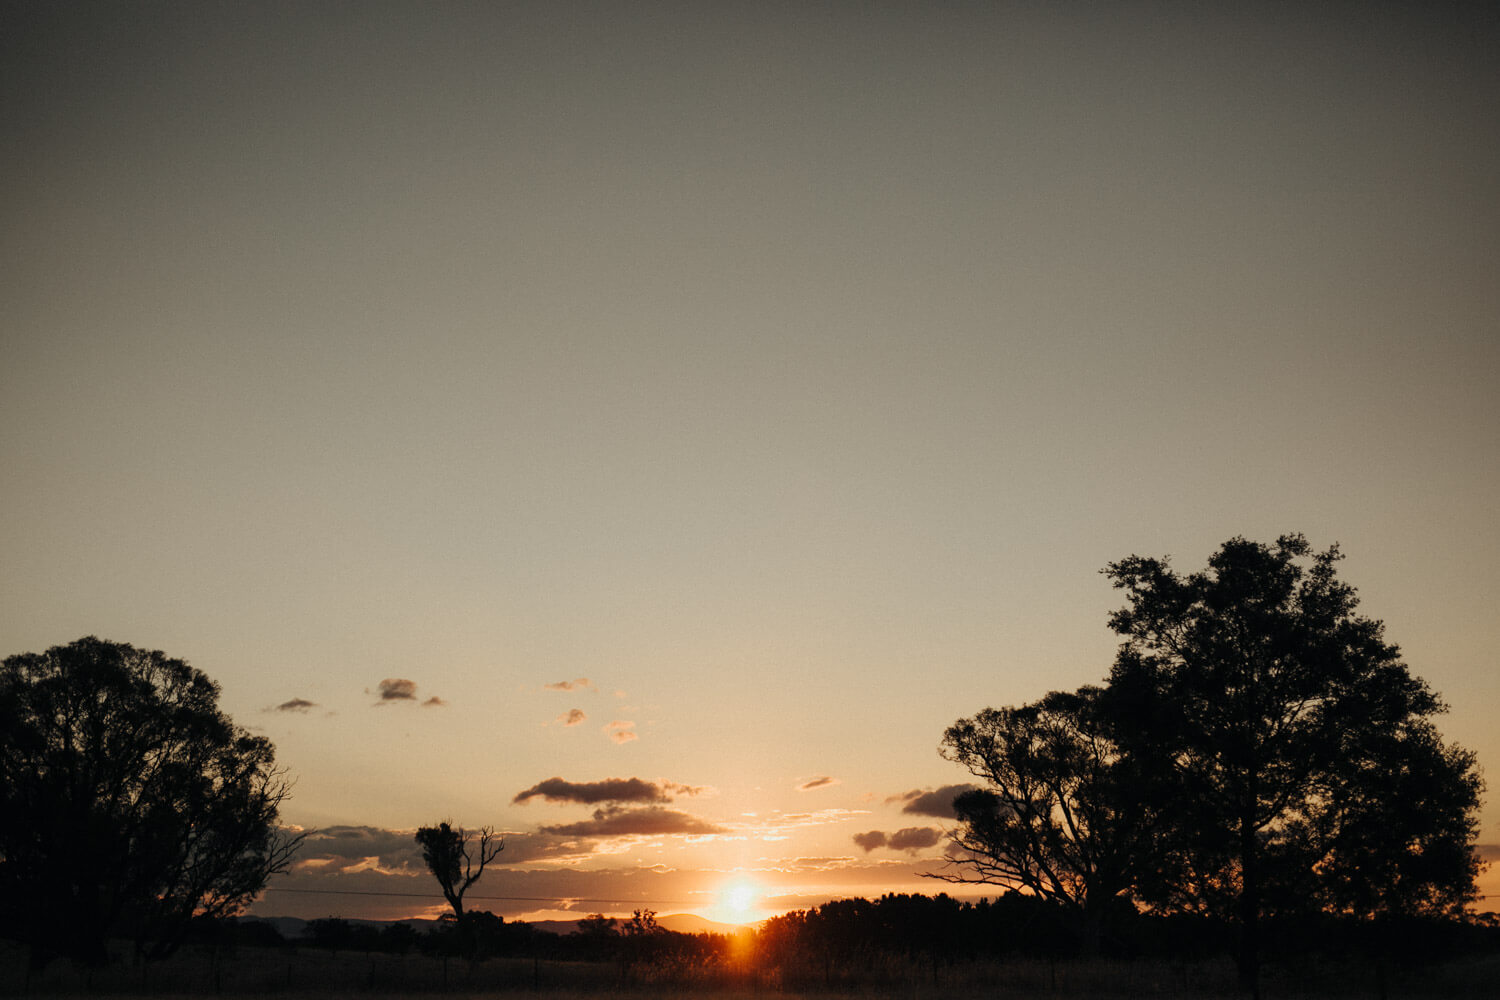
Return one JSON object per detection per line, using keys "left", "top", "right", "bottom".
{"left": 0, "top": 637, "right": 302, "bottom": 967}
{"left": 413, "top": 821, "right": 502, "bottom": 920}
{"left": 935, "top": 686, "right": 1154, "bottom": 953}
{"left": 575, "top": 912, "right": 619, "bottom": 939}
{"left": 622, "top": 908, "right": 663, "bottom": 936}
{"left": 1103, "top": 535, "right": 1484, "bottom": 998}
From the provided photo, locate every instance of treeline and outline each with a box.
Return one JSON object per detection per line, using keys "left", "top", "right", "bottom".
{"left": 199, "top": 893, "right": 1499, "bottom": 972}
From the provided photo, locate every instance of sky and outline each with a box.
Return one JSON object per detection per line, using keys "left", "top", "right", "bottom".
{"left": 2, "top": 1, "right": 1497, "bottom": 926}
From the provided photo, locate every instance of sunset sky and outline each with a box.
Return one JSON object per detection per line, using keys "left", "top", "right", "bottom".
{"left": 3, "top": 3, "right": 1497, "bottom": 926}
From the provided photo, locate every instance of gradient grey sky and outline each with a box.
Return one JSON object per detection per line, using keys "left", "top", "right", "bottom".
{"left": 3, "top": 2, "right": 1497, "bottom": 921}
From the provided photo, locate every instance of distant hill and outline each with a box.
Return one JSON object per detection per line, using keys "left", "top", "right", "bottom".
{"left": 522, "top": 913, "right": 748, "bottom": 936}
{"left": 247, "top": 913, "right": 747, "bottom": 940}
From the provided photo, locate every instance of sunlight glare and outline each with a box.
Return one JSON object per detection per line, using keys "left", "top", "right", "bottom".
{"left": 727, "top": 883, "right": 756, "bottom": 914}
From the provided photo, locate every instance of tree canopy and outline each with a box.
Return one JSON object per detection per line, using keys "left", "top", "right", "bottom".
{"left": 0, "top": 637, "right": 302, "bottom": 966}
{"left": 936, "top": 686, "right": 1155, "bottom": 952}
{"left": 940, "top": 536, "right": 1484, "bottom": 997}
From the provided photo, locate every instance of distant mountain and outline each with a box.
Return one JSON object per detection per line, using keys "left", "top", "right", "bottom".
{"left": 245, "top": 916, "right": 441, "bottom": 939}
{"left": 245, "top": 912, "right": 747, "bottom": 940}
{"left": 656, "top": 913, "right": 752, "bottom": 935}
{"left": 515, "top": 913, "right": 748, "bottom": 937}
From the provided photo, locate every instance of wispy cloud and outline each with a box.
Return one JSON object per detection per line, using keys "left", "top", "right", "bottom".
{"left": 422, "top": 696, "right": 446, "bottom": 707}
{"left": 513, "top": 776, "right": 705, "bottom": 806}
{"left": 269, "top": 697, "right": 317, "bottom": 713}
{"left": 557, "top": 708, "right": 587, "bottom": 726}
{"left": 604, "top": 720, "right": 637, "bottom": 743}
{"left": 796, "top": 776, "right": 838, "bottom": 792}
{"left": 891, "top": 784, "right": 980, "bottom": 819}
{"left": 545, "top": 677, "right": 595, "bottom": 692}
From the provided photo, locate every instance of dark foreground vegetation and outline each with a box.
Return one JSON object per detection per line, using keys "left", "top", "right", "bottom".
{"left": 3, "top": 895, "right": 1499, "bottom": 998}
{"left": 3, "top": 536, "right": 1492, "bottom": 999}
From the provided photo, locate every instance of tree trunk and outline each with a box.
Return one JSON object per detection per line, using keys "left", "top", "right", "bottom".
{"left": 1238, "top": 809, "right": 1261, "bottom": 1000}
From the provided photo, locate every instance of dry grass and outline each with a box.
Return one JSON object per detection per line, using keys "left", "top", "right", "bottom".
{"left": 3, "top": 942, "right": 1498, "bottom": 999}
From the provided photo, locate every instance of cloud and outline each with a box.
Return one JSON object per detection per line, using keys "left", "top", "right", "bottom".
{"left": 545, "top": 677, "right": 595, "bottom": 692}
{"left": 296, "top": 825, "right": 425, "bottom": 874}
{"left": 375, "top": 678, "right": 417, "bottom": 702}
{"left": 539, "top": 806, "right": 727, "bottom": 838}
{"left": 893, "top": 784, "right": 981, "bottom": 819}
{"left": 850, "top": 826, "right": 944, "bottom": 855}
{"left": 513, "top": 777, "right": 704, "bottom": 806}
{"left": 889, "top": 827, "right": 944, "bottom": 853}
{"left": 422, "top": 696, "right": 446, "bottom": 707}
{"left": 557, "top": 708, "right": 587, "bottom": 726}
{"left": 296, "top": 824, "right": 591, "bottom": 870}
{"left": 269, "top": 698, "right": 317, "bottom": 713}
{"left": 604, "top": 720, "right": 637, "bottom": 743}
{"left": 796, "top": 776, "right": 839, "bottom": 792}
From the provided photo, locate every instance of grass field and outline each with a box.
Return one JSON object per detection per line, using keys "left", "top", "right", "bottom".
{"left": 3, "top": 941, "right": 1498, "bottom": 999}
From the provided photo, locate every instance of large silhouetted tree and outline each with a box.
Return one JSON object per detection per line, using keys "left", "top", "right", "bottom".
{"left": 934, "top": 686, "right": 1156, "bottom": 953}
{"left": 414, "top": 822, "right": 502, "bottom": 920}
{"left": 0, "top": 637, "right": 303, "bottom": 967}
{"left": 1102, "top": 535, "right": 1484, "bottom": 997}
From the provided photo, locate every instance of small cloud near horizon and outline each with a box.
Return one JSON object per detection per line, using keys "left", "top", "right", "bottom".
{"left": 513, "top": 776, "right": 705, "bottom": 806}
{"left": 269, "top": 698, "right": 317, "bottom": 713}
{"left": 545, "top": 677, "right": 595, "bottom": 692}
{"left": 892, "top": 784, "right": 981, "bottom": 819}
{"left": 797, "top": 776, "right": 839, "bottom": 792}
{"left": 374, "top": 678, "right": 417, "bottom": 702}
{"left": 539, "top": 805, "right": 726, "bottom": 838}
{"left": 853, "top": 827, "right": 943, "bottom": 855}
{"left": 422, "top": 696, "right": 446, "bottom": 707}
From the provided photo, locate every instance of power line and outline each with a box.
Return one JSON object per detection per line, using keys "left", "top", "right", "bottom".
{"left": 260, "top": 886, "right": 696, "bottom": 906}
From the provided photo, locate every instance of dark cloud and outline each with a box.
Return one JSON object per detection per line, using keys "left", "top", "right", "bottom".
{"left": 513, "top": 776, "right": 703, "bottom": 805}
{"left": 796, "top": 776, "right": 838, "bottom": 792}
{"left": 545, "top": 677, "right": 595, "bottom": 692}
{"left": 889, "top": 827, "right": 944, "bottom": 853}
{"left": 558, "top": 708, "right": 587, "bottom": 726}
{"left": 296, "top": 825, "right": 424, "bottom": 872}
{"left": 893, "top": 784, "right": 981, "bottom": 819}
{"left": 270, "top": 698, "right": 317, "bottom": 713}
{"left": 295, "top": 824, "right": 586, "bottom": 870}
{"left": 852, "top": 826, "right": 944, "bottom": 855}
{"left": 376, "top": 678, "right": 417, "bottom": 701}
{"left": 539, "top": 806, "right": 726, "bottom": 838}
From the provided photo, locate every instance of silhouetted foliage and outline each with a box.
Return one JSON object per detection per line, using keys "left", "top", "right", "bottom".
{"left": 305, "top": 917, "right": 359, "bottom": 954}
{"left": 0, "top": 637, "right": 303, "bottom": 968}
{"left": 935, "top": 685, "right": 1156, "bottom": 953}
{"left": 937, "top": 535, "right": 1485, "bottom": 996}
{"left": 413, "top": 821, "right": 502, "bottom": 921}
{"left": 1102, "top": 535, "right": 1485, "bottom": 995}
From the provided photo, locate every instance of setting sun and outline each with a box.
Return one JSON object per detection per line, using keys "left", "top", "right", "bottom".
{"left": 726, "top": 884, "right": 757, "bottom": 914}
{"left": 707, "top": 880, "right": 765, "bottom": 925}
